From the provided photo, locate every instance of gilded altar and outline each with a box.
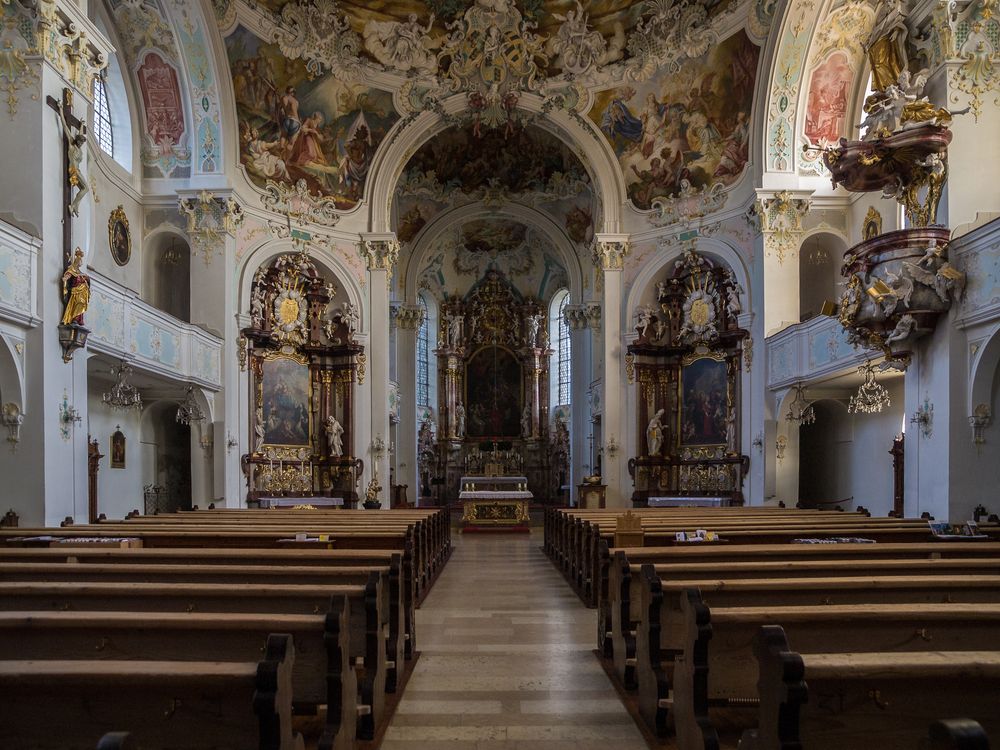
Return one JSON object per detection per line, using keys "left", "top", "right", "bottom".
{"left": 459, "top": 475, "right": 531, "bottom": 529}
{"left": 242, "top": 250, "right": 363, "bottom": 506}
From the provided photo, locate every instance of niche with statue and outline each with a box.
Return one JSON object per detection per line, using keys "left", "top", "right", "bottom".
{"left": 242, "top": 251, "right": 363, "bottom": 506}
{"left": 627, "top": 249, "right": 749, "bottom": 505}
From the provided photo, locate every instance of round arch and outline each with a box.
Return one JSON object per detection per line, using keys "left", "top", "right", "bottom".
{"left": 0, "top": 333, "right": 24, "bottom": 412}
{"left": 625, "top": 236, "right": 752, "bottom": 325}
{"left": 969, "top": 323, "right": 1000, "bottom": 418}
{"left": 365, "top": 92, "right": 627, "bottom": 235}
{"left": 401, "top": 201, "right": 585, "bottom": 304}
{"left": 236, "top": 239, "right": 367, "bottom": 332}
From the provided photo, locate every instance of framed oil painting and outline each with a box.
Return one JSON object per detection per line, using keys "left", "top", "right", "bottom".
{"left": 110, "top": 426, "right": 126, "bottom": 469}
{"left": 680, "top": 355, "right": 729, "bottom": 446}
{"left": 465, "top": 346, "right": 522, "bottom": 438}
{"left": 260, "top": 354, "right": 311, "bottom": 447}
{"left": 108, "top": 205, "right": 131, "bottom": 267}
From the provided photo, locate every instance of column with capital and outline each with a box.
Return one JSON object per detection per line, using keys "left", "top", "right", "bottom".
{"left": 360, "top": 234, "right": 399, "bottom": 504}
{"left": 564, "top": 303, "right": 595, "bottom": 501}
{"left": 392, "top": 303, "right": 425, "bottom": 503}
{"left": 593, "top": 235, "right": 630, "bottom": 507}
{"left": 753, "top": 191, "right": 811, "bottom": 335}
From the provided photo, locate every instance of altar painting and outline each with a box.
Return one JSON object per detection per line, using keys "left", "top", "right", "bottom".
{"left": 466, "top": 347, "right": 521, "bottom": 438}
{"left": 261, "top": 355, "right": 311, "bottom": 446}
{"left": 680, "top": 356, "right": 728, "bottom": 446}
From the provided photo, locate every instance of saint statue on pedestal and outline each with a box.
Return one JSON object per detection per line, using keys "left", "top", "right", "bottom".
{"left": 325, "top": 415, "right": 344, "bottom": 457}
{"left": 646, "top": 408, "right": 665, "bottom": 456}
{"left": 61, "top": 248, "right": 91, "bottom": 326}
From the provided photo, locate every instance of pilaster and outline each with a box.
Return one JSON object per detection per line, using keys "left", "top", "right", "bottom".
{"left": 593, "top": 234, "right": 630, "bottom": 507}
{"left": 754, "top": 190, "right": 811, "bottom": 336}
{"left": 360, "top": 233, "right": 399, "bottom": 504}
{"left": 391, "top": 303, "right": 424, "bottom": 503}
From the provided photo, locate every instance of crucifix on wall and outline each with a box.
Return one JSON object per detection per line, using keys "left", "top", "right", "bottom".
{"left": 46, "top": 88, "right": 88, "bottom": 267}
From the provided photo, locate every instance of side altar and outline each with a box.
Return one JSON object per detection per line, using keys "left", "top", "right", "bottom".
{"left": 458, "top": 475, "right": 531, "bottom": 531}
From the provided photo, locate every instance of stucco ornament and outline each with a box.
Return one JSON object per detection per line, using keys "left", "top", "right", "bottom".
{"left": 625, "top": 0, "right": 718, "bottom": 81}
{"left": 272, "top": 285, "right": 308, "bottom": 343}
{"left": 259, "top": 0, "right": 363, "bottom": 79}
{"left": 437, "top": 0, "right": 547, "bottom": 101}
{"left": 681, "top": 288, "right": 718, "bottom": 340}
{"left": 262, "top": 179, "right": 341, "bottom": 227}
{"left": 363, "top": 13, "right": 439, "bottom": 75}
{"left": 545, "top": 0, "right": 624, "bottom": 77}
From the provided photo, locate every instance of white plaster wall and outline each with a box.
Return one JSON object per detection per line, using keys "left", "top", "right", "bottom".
{"left": 86, "top": 392, "right": 144, "bottom": 519}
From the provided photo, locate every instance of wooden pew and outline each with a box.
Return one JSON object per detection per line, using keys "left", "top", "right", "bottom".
{"left": 0, "top": 633, "right": 304, "bottom": 750}
{"left": 628, "top": 570, "right": 1000, "bottom": 723}
{"left": 0, "top": 559, "right": 406, "bottom": 695}
{"left": 927, "top": 720, "right": 991, "bottom": 750}
{"left": 0, "top": 577, "right": 387, "bottom": 741}
{"left": 0, "top": 600, "right": 357, "bottom": 749}
{"left": 601, "top": 542, "right": 1000, "bottom": 676}
{"left": 738, "top": 626, "right": 1000, "bottom": 750}
{"left": 669, "top": 595, "right": 1000, "bottom": 749}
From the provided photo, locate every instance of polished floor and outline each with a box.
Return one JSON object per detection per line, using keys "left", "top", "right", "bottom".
{"left": 381, "top": 530, "right": 649, "bottom": 750}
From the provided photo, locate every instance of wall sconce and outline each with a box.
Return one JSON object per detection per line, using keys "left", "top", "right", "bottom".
{"left": 775, "top": 435, "right": 787, "bottom": 462}
{"left": 199, "top": 433, "right": 214, "bottom": 458}
{"left": 970, "top": 403, "right": 991, "bottom": 447}
{"left": 605, "top": 436, "right": 620, "bottom": 459}
{"left": 752, "top": 432, "right": 764, "bottom": 452}
{"left": 371, "top": 435, "right": 387, "bottom": 461}
{"left": 2, "top": 403, "right": 23, "bottom": 452}
{"left": 58, "top": 391, "right": 81, "bottom": 441}
{"left": 911, "top": 395, "right": 934, "bottom": 439}
{"left": 226, "top": 432, "right": 239, "bottom": 453}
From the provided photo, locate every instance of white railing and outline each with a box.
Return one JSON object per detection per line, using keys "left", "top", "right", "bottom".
{"left": 87, "top": 272, "right": 223, "bottom": 389}
{"left": 0, "top": 221, "right": 40, "bottom": 328}
{"left": 767, "top": 314, "right": 864, "bottom": 390}
{"left": 953, "top": 216, "right": 1000, "bottom": 330}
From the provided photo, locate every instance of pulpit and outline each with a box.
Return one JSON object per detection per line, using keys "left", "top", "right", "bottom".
{"left": 459, "top": 475, "right": 531, "bottom": 532}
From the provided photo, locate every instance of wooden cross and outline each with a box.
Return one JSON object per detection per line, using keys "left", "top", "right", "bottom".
{"left": 46, "top": 87, "right": 84, "bottom": 267}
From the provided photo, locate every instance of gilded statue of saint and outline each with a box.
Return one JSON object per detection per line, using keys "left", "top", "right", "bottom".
{"left": 61, "top": 248, "right": 91, "bottom": 326}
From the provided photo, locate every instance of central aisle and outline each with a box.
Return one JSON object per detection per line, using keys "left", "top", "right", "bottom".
{"left": 381, "top": 530, "right": 649, "bottom": 749}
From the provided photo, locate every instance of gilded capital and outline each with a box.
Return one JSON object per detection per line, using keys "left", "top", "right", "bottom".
{"left": 392, "top": 303, "right": 425, "bottom": 331}
{"left": 591, "top": 235, "right": 631, "bottom": 271}
{"left": 752, "top": 191, "right": 811, "bottom": 264}
{"left": 360, "top": 235, "right": 400, "bottom": 274}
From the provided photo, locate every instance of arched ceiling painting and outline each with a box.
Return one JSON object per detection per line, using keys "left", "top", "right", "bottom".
{"left": 588, "top": 29, "right": 760, "bottom": 210}
{"left": 225, "top": 25, "right": 399, "bottom": 209}
{"left": 395, "top": 123, "right": 594, "bottom": 249}
{"left": 417, "top": 218, "right": 567, "bottom": 302}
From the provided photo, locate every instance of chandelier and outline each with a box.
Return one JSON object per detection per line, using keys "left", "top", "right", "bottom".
{"left": 176, "top": 385, "right": 205, "bottom": 425}
{"left": 102, "top": 359, "right": 142, "bottom": 411}
{"left": 785, "top": 384, "right": 816, "bottom": 425}
{"left": 849, "top": 360, "right": 891, "bottom": 414}
{"left": 804, "top": 243, "right": 830, "bottom": 266}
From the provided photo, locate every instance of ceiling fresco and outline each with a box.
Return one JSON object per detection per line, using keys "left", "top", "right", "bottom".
{"left": 589, "top": 29, "right": 760, "bottom": 210}
{"left": 417, "top": 218, "right": 568, "bottom": 301}
{"left": 394, "top": 123, "right": 594, "bottom": 248}
{"left": 246, "top": 0, "right": 735, "bottom": 77}
{"left": 225, "top": 25, "right": 399, "bottom": 208}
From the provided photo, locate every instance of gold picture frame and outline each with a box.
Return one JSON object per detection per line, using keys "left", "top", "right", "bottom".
{"left": 678, "top": 351, "right": 730, "bottom": 448}
{"left": 108, "top": 205, "right": 131, "bottom": 266}
{"left": 256, "top": 350, "right": 313, "bottom": 449}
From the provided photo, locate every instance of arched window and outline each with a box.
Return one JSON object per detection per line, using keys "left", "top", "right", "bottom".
{"left": 549, "top": 289, "right": 571, "bottom": 407}
{"left": 92, "top": 76, "right": 114, "bottom": 157}
{"left": 417, "top": 294, "right": 431, "bottom": 409}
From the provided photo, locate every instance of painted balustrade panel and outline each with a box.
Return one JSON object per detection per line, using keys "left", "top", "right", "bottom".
{"left": 955, "top": 219, "right": 1000, "bottom": 329}
{"left": 767, "top": 315, "right": 863, "bottom": 389}
{"left": 88, "top": 273, "right": 222, "bottom": 389}
{"left": 0, "top": 223, "right": 39, "bottom": 327}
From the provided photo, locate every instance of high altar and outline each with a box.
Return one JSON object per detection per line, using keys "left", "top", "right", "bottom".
{"left": 419, "top": 270, "right": 568, "bottom": 511}
{"left": 458, "top": 447, "right": 532, "bottom": 530}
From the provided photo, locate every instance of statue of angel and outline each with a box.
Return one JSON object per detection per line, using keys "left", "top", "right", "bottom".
{"left": 635, "top": 305, "right": 655, "bottom": 339}
{"left": 885, "top": 313, "right": 917, "bottom": 344}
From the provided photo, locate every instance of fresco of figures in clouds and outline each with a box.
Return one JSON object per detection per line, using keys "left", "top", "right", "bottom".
{"left": 225, "top": 25, "right": 399, "bottom": 208}
{"left": 417, "top": 219, "right": 568, "bottom": 302}
{"left": 590, "top": 30, "right": 760, "bottom": 210}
